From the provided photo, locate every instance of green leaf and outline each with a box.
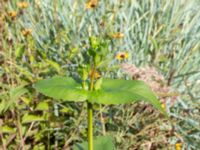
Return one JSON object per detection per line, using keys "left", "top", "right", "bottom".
{"left": 0, "top": 125, "right": 16, "bottom": 134}
{"left": 88, "top": 79, "right": 166, "bottom": 115}
{"left": 46, "top": 59, "right": 61, "bottom": 73}
{"left": 15, "top": 65, "right": 34, "bottom": 82}
{"left": 0, "top": 85, "right": 28, "bottom": 114}
{"left": 35, "top": 101, "right": 49, "bottom": 111}
{"left": 34, "top": 76, "right": 166, "bottom": 115}
{"left": 149, "top": 35, "right": 159, "bottom": 50}
{"left": 15, "top": 44, "right": 25, "bottom": 58}
{"left": 33, "top": 144, "right": 45, "bottom": 150}
{"left": 94, "top": 78, "right": 103, "bottom": 90}
{"left": 10, "top": 85, "right": 28, "bottom": 101}
{"left": 22, "top": 114, "right": 46, "bottom": 123}
{"left": 34, "top": 76, "right": 87, "bottom": 102}
{"left": 73, "top": 136, "right": 115, "bottom": 150}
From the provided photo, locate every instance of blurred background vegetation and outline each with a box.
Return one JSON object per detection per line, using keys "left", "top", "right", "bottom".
{"left": 0, "top": 0, "right": 200, "bottom": 149}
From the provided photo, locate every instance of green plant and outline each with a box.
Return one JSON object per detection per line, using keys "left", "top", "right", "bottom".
{"left": 34, "top": 36, "right": 166, "bottom": 150}
{"left": 2, "top": 0, "right": 199, "bottom": 149}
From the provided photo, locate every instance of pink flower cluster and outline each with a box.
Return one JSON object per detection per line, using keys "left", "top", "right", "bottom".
{"left": 121, "top": 63, "right": 177, "bottom": 105}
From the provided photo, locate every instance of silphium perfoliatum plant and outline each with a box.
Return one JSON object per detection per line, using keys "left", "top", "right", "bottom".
{"left": 34, "top": 36, "right": 167, "bottom": 150}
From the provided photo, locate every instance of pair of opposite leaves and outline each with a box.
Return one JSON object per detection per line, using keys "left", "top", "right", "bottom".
{"left": 34, "top": 76, "right": 166, "bottom": 115}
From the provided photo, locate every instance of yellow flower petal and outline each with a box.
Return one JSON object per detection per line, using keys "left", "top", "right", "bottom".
{"left": 17, "top": 2, "right": 29, "bottom": 9}
{"left": 175, "top": 143, "right": 182, "bottom": 150}
{"left": 8, "top": 11, "right": 17, "bottom": 19}
{"left": 161, "top": 104, "right": 166, "bottom": 109}
{"left": 86, "top": 0, "right": 98, "bottom": 9}
{"left": 22, "top": 29, "right": 32, "bottom": 36}
{"left": 112, "top": 32, "right": 124, "bottom": 39}
{"left": 116, "top": 52, "right": 129, "bottom": 60}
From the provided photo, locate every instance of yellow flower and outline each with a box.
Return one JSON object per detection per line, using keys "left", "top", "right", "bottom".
{"left": 21, "top": 28, "right": 32, "bottom": 36}
{"left": 17, "top": 2, "right": 29, "bottom": 9}
{"left": 115, "top": 52, "right": 129, "bottom": 60}
{"left": 175, "top": 143, "right": 182, "bottom": 150}
{"left": 161, "top": 103, "right": 166, "bottom": 109}
{"left": 112, "top": 32, "right": 124, "bottom": 39}
{"left": 86, "top": 0, "right": 98, "bottom": 9}
{"left": 8, "top": 11, "right": 17, "bottom": 19}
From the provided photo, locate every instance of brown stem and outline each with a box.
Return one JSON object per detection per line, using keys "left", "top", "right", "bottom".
{"left": 0, "top": 133, "right": 6, "bottom": 150}
{"left": 16, "top": 111, "right": 25, "bottom": 150}
{"left": 23, "top": 122, "right": 34, "bottom": 142}
{"left": 99, "top": 105, "right": 106, "bottom": 135}
{"left": 5, "top": 134, "right": 16, "bottom": 147}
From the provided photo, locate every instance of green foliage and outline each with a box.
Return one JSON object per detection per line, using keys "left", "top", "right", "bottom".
{"left": 1, "top": 125, "right": 16, "bottom": 134}
{"left": 34, "top": 76, "right": 87, "bottom": 102}
{"left": 34, "top": 34, "right": 166, "bottom": 150}
{"left": 22, "top": 114, "right": 46, "bottom": 124}
{"left": 73, "top": 136, "right": 115, "bottom": 150}
{"left": 0, "top": 85, "right": 28, "bottom": 114}
{"left": 15, "top": 44, "right": 25, "bottom": 59}
{"left": 35, "top": 101, "right": 49, "bottom": 111}
{"left": 1, "top": 0, "right": 200, "bottom": 149}
{"left": 34, "top": 76, "right": 165, "bottom": 115}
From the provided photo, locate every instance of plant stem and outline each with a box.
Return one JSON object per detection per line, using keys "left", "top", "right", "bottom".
{"left": 87, "top": 65, "right": 95, "bottom": 150}
{"left": 0, "top": 133, "right": 6, "bottom": 150}
{"left": 100, "top": 105, "right": 106, "bottom": 135}
{"left": 16, "top": 111, "right": 25, "bottom": 150}
{"left": 87, "top": 102, "right": 93, "bottom": 150}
